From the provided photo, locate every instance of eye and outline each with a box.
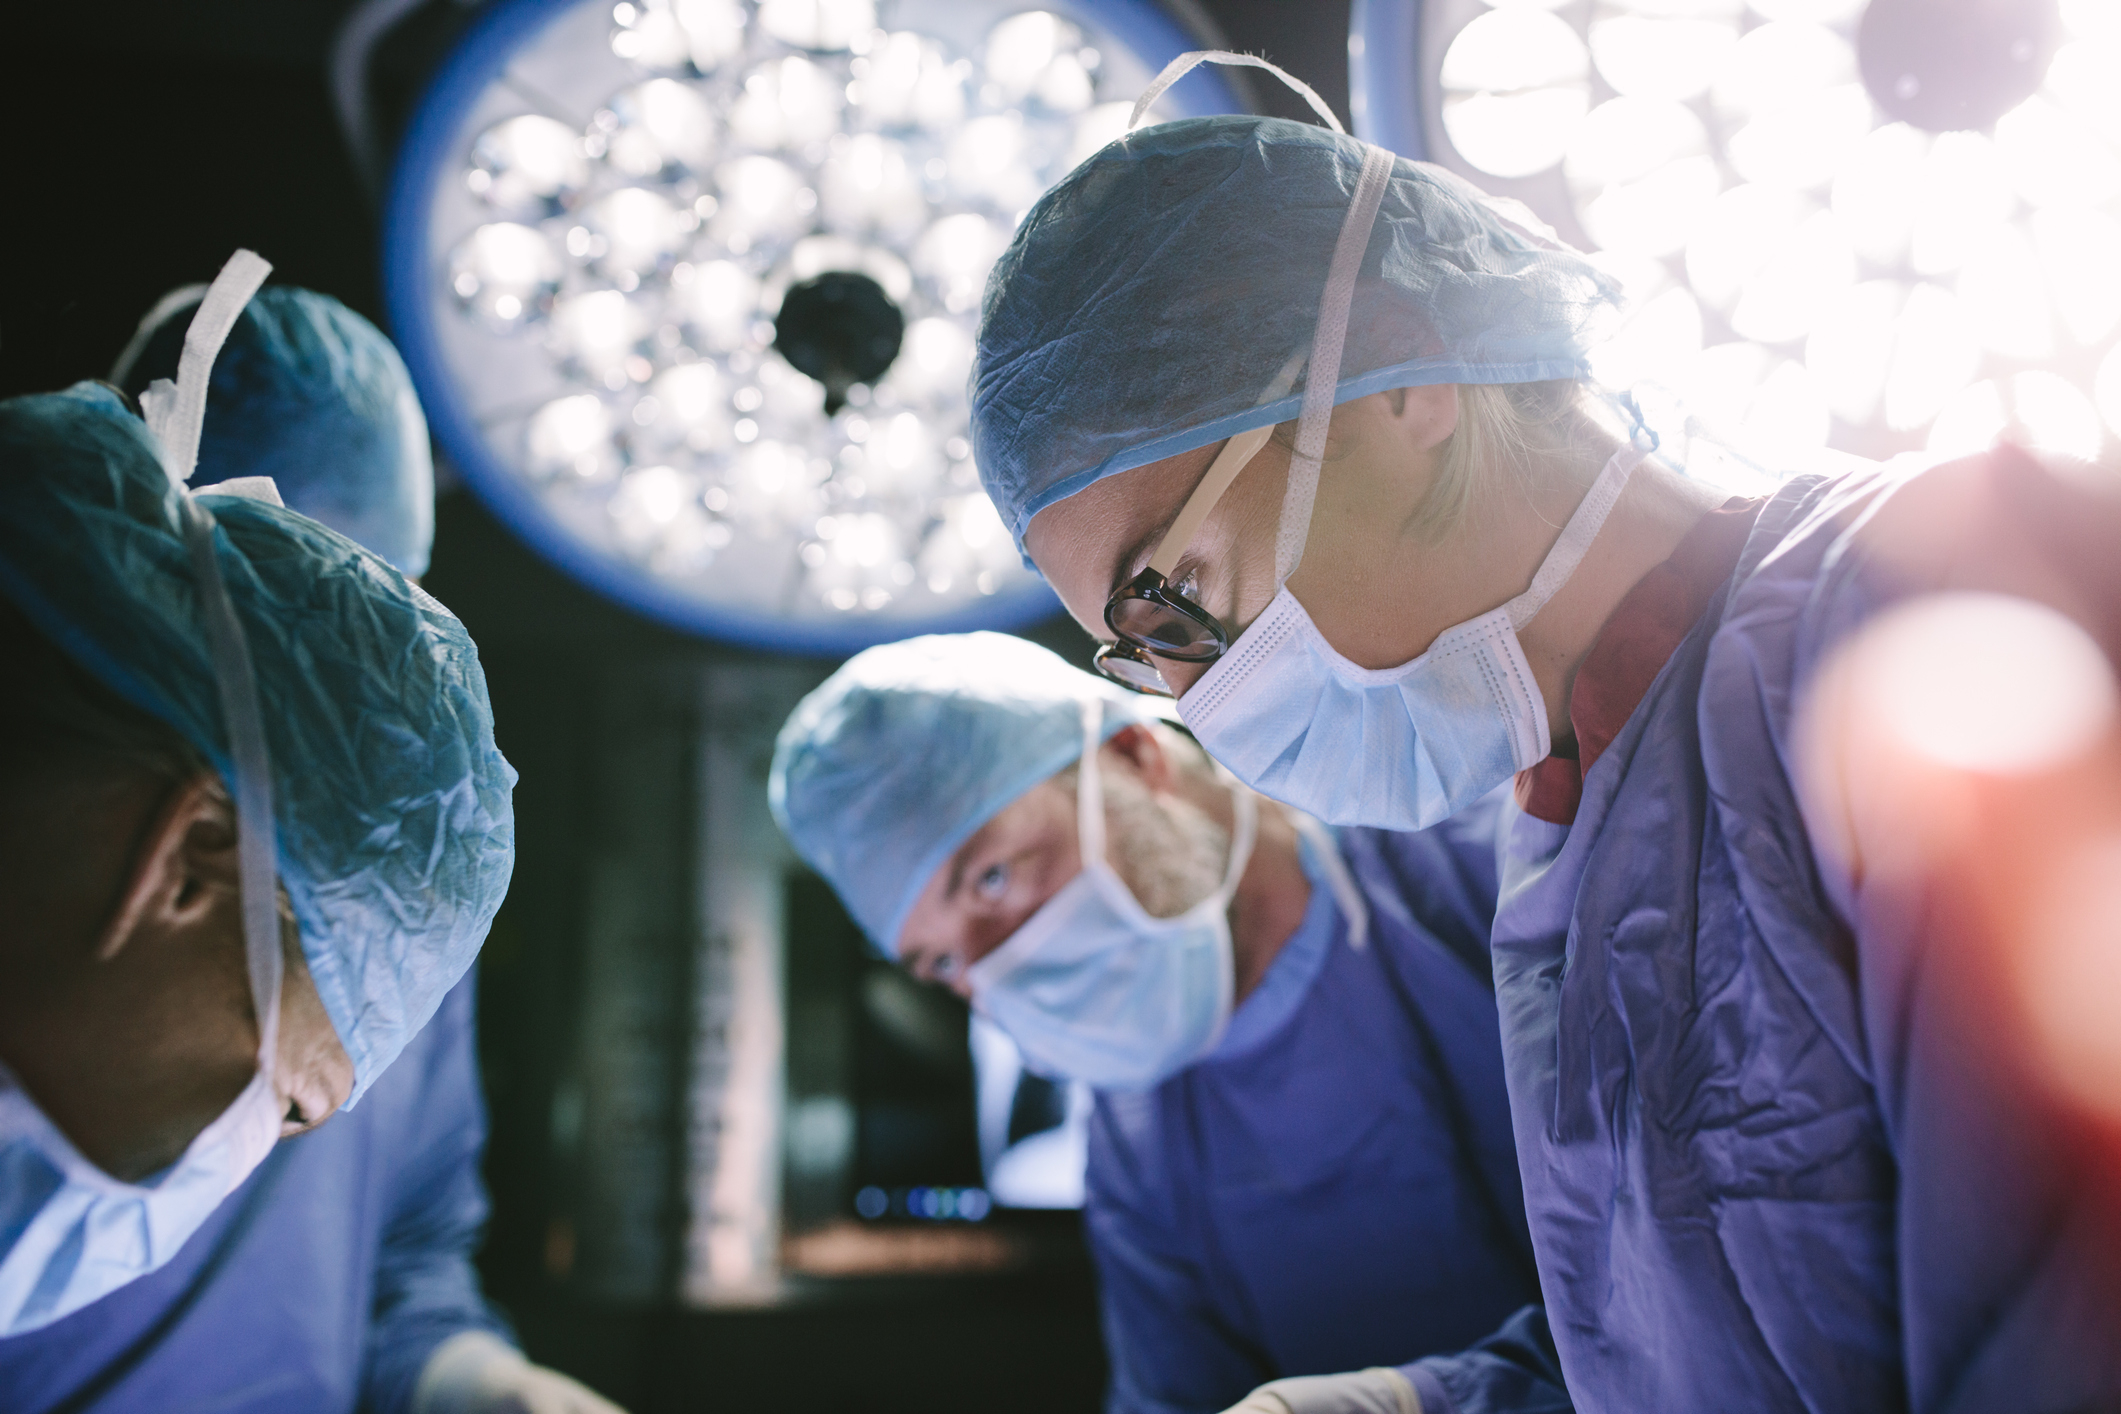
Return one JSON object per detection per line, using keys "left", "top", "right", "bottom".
{"left": 932, "top": 953, "right": 960, "bottom": 981}
{"left": 975, "top": 862, "right": 1009, "bottom": 900}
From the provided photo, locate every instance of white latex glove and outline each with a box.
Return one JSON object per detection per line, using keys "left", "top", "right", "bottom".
{"left": 1219, "top": 1367, "right": 1422, "bottom": 1414}
{"left": 412, "top": 1331, "right": 630, "bottom": 1414}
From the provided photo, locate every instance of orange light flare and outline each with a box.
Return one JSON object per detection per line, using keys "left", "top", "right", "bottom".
{"left": 1800, "top": 591, "right": 2121, "bottom": 1136}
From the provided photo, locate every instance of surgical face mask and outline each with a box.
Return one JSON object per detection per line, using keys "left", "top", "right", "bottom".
{"left": 1179, "top": 443, "right": 1645, "bottom": 830}
{"left": 0, "top": 251, "right": 289, "bottom": 1336}
{"left": 966, "top": 700, "right": 1258, "bottom": 1090}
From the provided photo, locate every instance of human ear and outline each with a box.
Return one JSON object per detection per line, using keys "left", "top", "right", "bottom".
{"left": 1383, "top": 383, "right": 1458, "bottom": 453}
{"left": 1102, "top": 722, "right": 1174, "bottom": 792}
{"left": 95, "top": 773, "right": 238, "bottom": 963}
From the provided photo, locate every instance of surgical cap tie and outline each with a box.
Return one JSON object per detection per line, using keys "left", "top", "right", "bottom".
{"left": 1130, "top": 51, "right": 1344, "bottom": 135}
{"left": 139, "top": 248, "right": 285, "bottom": 1071}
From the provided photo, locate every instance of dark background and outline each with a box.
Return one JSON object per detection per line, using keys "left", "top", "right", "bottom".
{"left": 0, "top": 4, "right": 1349, "bottom": 1410}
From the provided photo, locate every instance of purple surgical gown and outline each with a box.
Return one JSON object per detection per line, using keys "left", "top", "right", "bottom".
{"left": 1087, "top": 799, "right": 1556, "bottom": 1414}
{"left": 1492, "top": 454, "right": 2121, "bottom": 1412}
{"left": 0, "top": 976, "right": 510, "bottom": 1413}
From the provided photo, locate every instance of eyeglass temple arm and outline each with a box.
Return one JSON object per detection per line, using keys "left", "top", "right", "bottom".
{"left": 1145, "top": 424, "right": 1277, "bottom": 578}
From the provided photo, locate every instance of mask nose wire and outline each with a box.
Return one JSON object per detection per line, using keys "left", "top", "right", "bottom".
{"left": 139, "top": 249, "right": 286, "bottom": 1082}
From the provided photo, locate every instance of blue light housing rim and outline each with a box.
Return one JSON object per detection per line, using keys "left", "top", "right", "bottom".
{"left": 383, "top": 0, "right": 1246, "bottom": 656}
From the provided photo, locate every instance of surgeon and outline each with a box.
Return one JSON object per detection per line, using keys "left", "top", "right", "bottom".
{"left": 0, "top": 259, "right": 615, "bottom": 1413}
{"left": 772, "top": 632, "right": 1562, "bottom": 1414}
{"left": 972, "top": 55, "right": 2121, "bottom": 1412}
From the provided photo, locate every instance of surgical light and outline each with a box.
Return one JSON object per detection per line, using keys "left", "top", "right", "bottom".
{"left": 386, "top": 0, "right": 1237, "bottom": 651}
{"left": 1353, "top": 0, "right": 2117, "bottom": 482}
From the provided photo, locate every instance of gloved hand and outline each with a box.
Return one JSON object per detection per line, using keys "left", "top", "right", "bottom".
{"left": 412, "top": 1331, "right": 630, "bottom": 1414}
{"left": 1219, "top": 1367, "right": 1422, "bottom": 1414}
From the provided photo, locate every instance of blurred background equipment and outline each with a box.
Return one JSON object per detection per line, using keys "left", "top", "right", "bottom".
{"left": 1353, "top": 0, "right": 2121, "bottom": 487}
{"left": 382, "top": 0, "right": 1240, "bottom": 651}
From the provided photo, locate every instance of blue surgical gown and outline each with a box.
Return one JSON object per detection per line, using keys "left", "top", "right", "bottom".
{"left": 1492, "top": 455, "right": 2121, "bottom": 1412}
{"left": 1086, "top": 799, "right": 1550, "bottom": 1414}
{"left": 0, "top": 976, "right": 510, "bottom": 1413}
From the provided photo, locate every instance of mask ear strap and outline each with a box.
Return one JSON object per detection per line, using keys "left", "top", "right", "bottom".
{"left": 1130, "top": 50, "right": 1344, "bottom": 134}
{"left": 1275, "top": 143, "right": 1395, "bottom": 586}
{"left": 1501, "top": 441, "right": 1649, "bottom": 632}
{"left": 140, "top": 250, "right": 285, "bottom": 1076}
{"left": 1078, "top": 698, "right": 1107, "bottom": 868}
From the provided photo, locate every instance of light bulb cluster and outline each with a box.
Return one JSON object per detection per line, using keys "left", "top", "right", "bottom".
{"left": 445, "top": 0, "right": 1156, "bottom": 620}
{"left": 1434, "top": 0, "right": 2121, "bottom": 479}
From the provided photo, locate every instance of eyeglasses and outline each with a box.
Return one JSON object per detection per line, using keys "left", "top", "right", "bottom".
{"left": 1094, "top": 424, "right": 1276, "bottom": 693}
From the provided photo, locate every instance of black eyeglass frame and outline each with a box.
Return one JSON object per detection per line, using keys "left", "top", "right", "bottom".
{"left": 1091, "top": 637, "right": 1178, "bottom": 696}
{"left": 1089, "top": 424, "right": 1277, "bottom": 692}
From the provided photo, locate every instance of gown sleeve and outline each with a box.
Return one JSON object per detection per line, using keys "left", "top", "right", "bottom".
{"left": 359, "top": 975, "right": 516, "bottom": 1413}
{"left": 1086, "top": 1093, "right": 1274, "bottom": 1414}
{"left": 1747, "top": 446, "right": 2121, "bottom": 1411}
{"left": 1397, "top": 1306, "right": 1572, "bottom": 1414}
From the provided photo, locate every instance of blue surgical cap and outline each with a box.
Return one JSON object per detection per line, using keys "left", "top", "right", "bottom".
{"left": 973, "top": 115, "right": 1625, "bottom": 557}
{"left": 0, "top": 383, "right": 514, "bottom": 1104}
{"left": 771, "top": 633, "right": 1172, "bottom": 955}
{"left": 116, "top": 287, "right": 437, "bottom": 577}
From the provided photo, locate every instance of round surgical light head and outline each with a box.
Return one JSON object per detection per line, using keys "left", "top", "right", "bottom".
{"left": 1355, "top": 0, "right": 2118, "bottom": 484}
{"left": 387, "top": 0, "right": 1237, "bottom": 652}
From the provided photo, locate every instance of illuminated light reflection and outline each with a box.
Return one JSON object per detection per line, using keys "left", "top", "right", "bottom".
{"left": 755, "top": 0, "right": 874, "bottom": 50}
{"left": 1805, "top": 279, "right": 1905, "bottom": 426}
{"left": 434, "top": 0, "right": 1144, "bottom": 628}
{"left": 2020, "top": 839, "right": 2121, "bottom": 1129}
{"left": 527, "top": 394, "right": 618, "bottom": 479}
{"left": 1882, "top": 284, "right": 1981, "bottom": 430}
{"left": 583, "top": 187, "right": 683, "bottom": 275}
{"left": 1907, "top": 133, "right": 2016, "bottom": 276}
{"left": 1430, "top": 0, "right": 2121, "bottom": 463}
{"left": 2033, "top": 209, "right": 2121, "bottom": 345}
{"left": 2043, "top": 40, "right": 2121, "bottom": 149}
{"left": 604, "top": 80, "right": 716, "bottom": 177}
{"left": 2096, "top": 343, "right": 2121, "bottom": 439}
{"left": 1729, "top": 209, "right": 1855, "bottom": 346}
{"left": 1995, "top": 94, "right": 2121, "bottom": 214}
{"left": 471, "top": 116, "right": 588, "bottom": 212}
{"left": 851, "top": 32, "right": 968, "bottom": 131}
{"left": 729, "top": 55, "right": 845, "bottom": 150}
{"left": 1588, "top": 15, "right": 1737, "bottom": 101}
{"left": 1856, "top": 593, "right": 2118, "bottom": 776}
{"left": 449, "top": 223, "right": 562, "bottom": 320}
{"left": 1439, "top": 7, "right": 1590, "bottom": 178}
{"left": 1725, "top": 82, "right": 1870, "bottom": 190}
{"left": 819, "top": 133, "right": 927, "bottom": 238}
{"left": 1956, "top": 225, "right": 2053, "bottom": 361}
{"left": 2009, "top": 370, "right": 2106, "bottom": 460}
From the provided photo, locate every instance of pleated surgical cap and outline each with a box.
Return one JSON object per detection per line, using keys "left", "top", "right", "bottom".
{"left": 973, "top": 114, "right": 1626, "bottom": 558}
{"left": 0, "top": 382, "right": 515, "bottom": 1104}
{"left": 114, "top": 287, "right": 437, "bottom": 577}
{"left": 770, "top": 633, "right": 1172, "bottom": 955}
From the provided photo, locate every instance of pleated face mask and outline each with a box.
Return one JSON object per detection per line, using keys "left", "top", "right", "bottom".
{"left": 965, "top": 698, "right": 1256, "bottom": 1091}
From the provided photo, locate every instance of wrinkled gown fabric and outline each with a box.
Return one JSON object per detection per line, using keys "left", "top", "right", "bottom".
{"left": 1087, "top": 801, "right": 1551, "bottom": 1414}
{"left": 1493, "top": 451, "right": 2121, "bottom": 1412}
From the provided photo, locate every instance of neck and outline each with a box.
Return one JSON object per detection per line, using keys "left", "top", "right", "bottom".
{"left": 1165, "top": 754, "right": 1311, "bottom": 1003}
{"left": 1226, "top": 794, "right": 1309, "bottom": 1002}
{"left": 1513, "top": 450, "right": 1729, "bottom": 754}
